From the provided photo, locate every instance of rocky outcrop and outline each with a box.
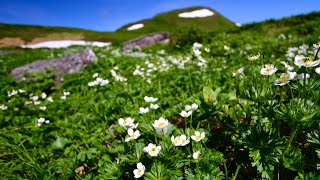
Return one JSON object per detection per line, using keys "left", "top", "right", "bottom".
{"left": 11, "top": 48, "right": 96, "bottom": 81}
{"left": 122, "top": 32, "right": 170, "bottom": 52}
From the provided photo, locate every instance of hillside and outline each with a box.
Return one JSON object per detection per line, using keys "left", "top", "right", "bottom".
{"left": 117, "top": 6, "right": 236, "bottom": 33}
{"left": 0, "top": 6, "right": 236, "bottom": 47}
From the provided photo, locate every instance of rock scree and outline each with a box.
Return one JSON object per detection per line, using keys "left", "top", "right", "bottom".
{"left": 11, "top": 48, "right": 97, "bottom": 81}
{"left": 122, "top": 32, "right": 170, "bottom": 52}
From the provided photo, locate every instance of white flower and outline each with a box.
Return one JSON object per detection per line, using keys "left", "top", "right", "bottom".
{"left": 47, "top": 97, "right": 54, "bottom": 102}
{"left": 100, "top": 79, "right": 109, "bottom": 86}
{"left": 93, "top": 73, "right": 99, "bottom": 78}
{"left": 0, "top": 105, "right": 8, "bottom": 110}
{"left": 34, "top": 101, "right": 41, "bottom": 105}
{"left": 88, "top": 81, "right": 98, "bottom": 87}
{"left": 193, "top": 42, "right": 203, "bottom": 49}
{"left": 191, "top": 131, "right": 205, "bottom": 142}
{"left": 274, "top": 72, "right": 296, "bottom": 86}
{"left": 143, "top": 143, "right": 161, "bottom": 156}
{"left": 150, "top": 103, "right": 159, "bottom": 109}
{"left": 191, "top": 103, "right": 198, "bottom": 110}
{"left": 296, "top": 73, "right": 310, "bottom": 80}
{"left": 232, "top": 67, "right": 245, "bottom": 77}
{"left": 125, "top": 128, "right": 141, "bottom": 142}
{"left": 193, "top": 151, "right": 201, "bottom": 160}
{"left": 171, "top": 136, "right": 182, "bottom": 146}
{"left": 139, "top": 107, "right": 149, "bottom": 114}
{"left": 179, "top": 135, "right": 190, "bottom": 146}
{"left": 41, "top": 92, "right": 47, "bottom": 99}
{"left": 280, "top": 61, "right": 294, "bottom": 71}
{"left": 18, "top": 89, "right": 26, "bottom": 93}
{"left": 316, "top": 67, "right": 320, "bottom": 74}
{"left": 260, "top": 64, "right": 278, "bottom": 76}
{"left": 248, "top": 53, "right": 260, "bottom": 61}
{"left": 24, "top": 101, "right": 32, "bottom": 105}
{"left": 37, "top": 117, "right": 49, "bottom": 126}
{"left": 144, "top": 96, "right": 158, "bottom": 103}
{"left": 118, "top": 117, "right": 135, "bottom": 128}
{"left": 30, "top": 96, "right": 39, "bottom": 101}
{"left": 180, "top": 110, "right": 192, "bottom": 118}
{"left": 8, "top": 90, "right": 18, "bottom": 97}
{"left": 39, "top": 106, "right": 46, "bottom": 111}
{"left": 294, "top": 55, "right": 320, "bottom": 67}
{"left": 63, "top": 91, "right": 70, "bottom": 96}
{"left": 133, "top": 162, "right": 145, "bottom": 179}
{"left": 60, "top": 96, "right": 66, "bottom": 100}
{"left": 153, "top": 117, "right": 169, "bottom": 130}
{"left": 185, "top": 105, "right": 192, "bottom": 111}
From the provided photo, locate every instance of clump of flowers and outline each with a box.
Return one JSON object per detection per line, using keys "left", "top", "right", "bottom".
{"left": 37, "top": 117, "right": 50, "bottom": 126}
{"left": 0, "top": 104, "right": 8, "bottom": 110}
{"left": 60, "top": 91, "right": 70, "bottom": 100}
{"left": 139, "top": 107, "right": 149, "bottom": 114}
{"left": 118, "top": 117, "right": 138, "bottom": 129}
{"left": 144, "top": 96, "right": 158, "bottom": 103}
{"left": 111, "top": 66, "right": 127, "bottom": 82}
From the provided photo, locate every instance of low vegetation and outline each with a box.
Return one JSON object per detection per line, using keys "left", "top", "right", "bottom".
{"left": 0, "top": 10, "right": 320, "bottom": 179}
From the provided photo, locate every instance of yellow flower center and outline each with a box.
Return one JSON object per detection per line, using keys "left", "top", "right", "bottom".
{"left": 173, "top": 139, "right": 180, "bottom": 145}
{"left": 196, "top": 134, "right": 201, "bottom": 140}
{"left": 137, "top": 169, "right": 143, "bottom": 175}
{"left": 150, "top": 147, "right": 157, "bottom": 153}
{"left": 158, "top": 122, "right": 165, "bottom": 128}
{"left": 279, "top": 74, "right": 289, "bottom": 83}
{"left": 303, "top": 57, "right": 313, "bottom": 64}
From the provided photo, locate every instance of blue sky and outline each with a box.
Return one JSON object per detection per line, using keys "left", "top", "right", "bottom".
{"left": 0, "top": 0, "right": 319, "bottom": 31}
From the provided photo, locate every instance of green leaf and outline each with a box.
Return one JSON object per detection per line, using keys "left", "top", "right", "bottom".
{"left": 52, "top": 136, "right": 70, "bottom": 149}
{"left": 203, "top": 86, "right": 216, "bottom": 105}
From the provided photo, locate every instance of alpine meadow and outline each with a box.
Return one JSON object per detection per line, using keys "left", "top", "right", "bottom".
{"left": 1, "top": 6, "right": 320, "bottom": 180}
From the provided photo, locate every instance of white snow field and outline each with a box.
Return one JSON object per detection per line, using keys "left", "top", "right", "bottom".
{"left": 21, "top": 40, "right": 111, "bottom": 49}
{"left": 178, "top": 9, "right": 214, "bottom": 18}
{"left": 127, "top": 23, "right": 144, "bottom": 31}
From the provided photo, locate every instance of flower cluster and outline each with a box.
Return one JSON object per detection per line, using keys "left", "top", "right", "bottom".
{"left": 180, "top": 103, "right": 198, "bottom": 118}
{"left": 37, "top": 117, "right": 50, "bottom": 126}
{"left": 111, "top": 66, "right": 127, "bottom": 82}
{"left": 88, "top": 73, "right": 109, "bottom": 87}
{"left": 118, "top": 117, "right": 138, "bottom": 129}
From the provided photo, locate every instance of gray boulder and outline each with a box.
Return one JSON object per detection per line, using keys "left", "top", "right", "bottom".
{"left": 11, "top": 48, "right": 96, "bottom": 81}
{"left": 122, "top": 32, "right": 170, "bottom": 52}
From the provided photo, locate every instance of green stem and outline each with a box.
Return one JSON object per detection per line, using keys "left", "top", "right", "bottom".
{"left": 258, "top": 102, "right": 262, "bottom": 130}
{"left": 232, "top": 165, "right": 241, "bottom": 180}
{"left": 190, "top": 113, "right": 193, "bottom": 129}
{"left": 282, "top": 126, "right": 298, "bottom": 159}
{"left": 224, "top": 162, "right": 229, "bottom": 180}
{"left": 314, "top": 47, "right": 320, "bottom": 60}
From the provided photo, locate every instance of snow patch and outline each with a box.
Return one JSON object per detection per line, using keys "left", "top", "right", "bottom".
{"left": 235, "top": 23, "right": 242, "bottom": 27}
{"left": 127, "top": 23, "right": 144, "bottom": 31}
{"left": 178, "top": 9, "right": 214, "bottom": 18}
{"left": 21, "top": 40, "right": 111, "bottom": 49}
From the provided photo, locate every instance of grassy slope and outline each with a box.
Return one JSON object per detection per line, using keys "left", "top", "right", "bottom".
{"left": 0, "top": 6, "right": 236, "bottom": 46}
{"left": 117, "top": 6, "right": 236, "bottom": 33}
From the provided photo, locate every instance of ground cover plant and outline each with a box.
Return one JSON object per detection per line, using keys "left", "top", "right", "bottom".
{"left": 1, "top": 12, "right": 320, "bottom": 179}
